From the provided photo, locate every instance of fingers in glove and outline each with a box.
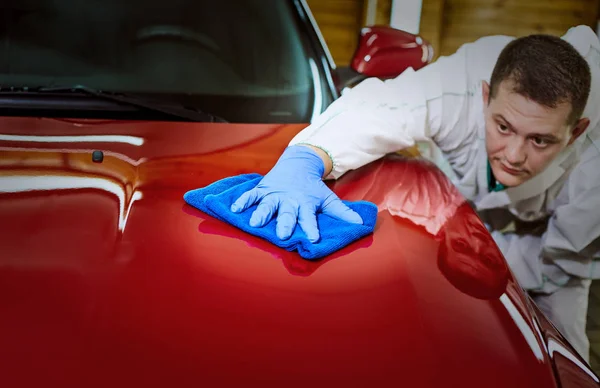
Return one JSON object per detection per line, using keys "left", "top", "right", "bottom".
{"left": 231, "top": 188, "right": 261, "bottom": 213}
{"left": 275, "top": 200, "right": 299, "bottom": 240}
{"left": 322, "top": 196, "right": 363, "bottom": 224}
{"left": 298, "top": 205, "right": 320, "bottom": 243}
{"left": 249, "top": 195, "right": 278, "bottom": 228}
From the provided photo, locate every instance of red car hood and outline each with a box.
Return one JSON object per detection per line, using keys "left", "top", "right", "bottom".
{"left": 0, "top": 116, "right": 564, "bottom": 387}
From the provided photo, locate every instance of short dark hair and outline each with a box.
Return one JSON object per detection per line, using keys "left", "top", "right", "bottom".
{"left": 489, "top": 34, "right": 591, "bottom": 125}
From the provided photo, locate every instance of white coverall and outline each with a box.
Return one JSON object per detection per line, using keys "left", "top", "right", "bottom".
{"left": 289, "top": 25, "right": 600, "bottom": 362}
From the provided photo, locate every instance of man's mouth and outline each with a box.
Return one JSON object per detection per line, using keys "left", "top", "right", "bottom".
{"left": 499, "top": 162, "right": 523, "bottom": 175}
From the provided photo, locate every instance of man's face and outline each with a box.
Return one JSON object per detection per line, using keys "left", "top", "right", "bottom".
{"left": 483, "top": 80, "right": 587, "bottom": 187}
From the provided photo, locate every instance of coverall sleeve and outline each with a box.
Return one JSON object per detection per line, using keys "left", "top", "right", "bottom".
{"left": 288, "top": 35, "right": 513, "bottom": 179}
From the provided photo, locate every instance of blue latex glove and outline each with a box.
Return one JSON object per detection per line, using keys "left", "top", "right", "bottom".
{"left": 230, "top": 145, "right": 363, "bottom": 242}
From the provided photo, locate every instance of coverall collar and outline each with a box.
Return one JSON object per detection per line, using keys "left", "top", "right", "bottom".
{"left": 486, "top": 160, "right": 506, "bottom": 192}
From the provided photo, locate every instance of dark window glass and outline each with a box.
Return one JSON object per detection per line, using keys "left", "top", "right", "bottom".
{"left": 0, "top": 0, "right": 333, "bottom": 122}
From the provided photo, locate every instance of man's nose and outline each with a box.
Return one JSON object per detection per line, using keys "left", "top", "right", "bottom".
{"left": 504, "top": 136, "right": 527, "bottom": 165}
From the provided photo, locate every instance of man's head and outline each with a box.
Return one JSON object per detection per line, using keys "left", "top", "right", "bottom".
{"left": 483, "top": 34, "right": 591, "bottom": 187}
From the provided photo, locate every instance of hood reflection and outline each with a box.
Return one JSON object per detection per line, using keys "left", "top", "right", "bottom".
{"left": 499, "top": 292, "right": 545, "bottom": 361}
{"left": 548, "top": 338, "right": 599, "bottom": 384}
{"left": 0, "top": 134, "right": 145, "bottom": 146}
{"left": 193, "top": 212, "right": 373, "bottom": 277}
{"left": 437, "top": 202, "right": 509, "bottom": 300}
{"left": 0, "top": 175, "right": 142, "bottom": 232}
{"left": 334, "top": 156, "right": 510, "bottom": 300}
{"left": 384, "top": 158, "right": 465, "bottom": 235}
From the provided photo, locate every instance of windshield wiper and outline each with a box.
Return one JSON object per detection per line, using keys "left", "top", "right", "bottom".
{"left": 26, "top": 85, "right": 227, "bottom": 123}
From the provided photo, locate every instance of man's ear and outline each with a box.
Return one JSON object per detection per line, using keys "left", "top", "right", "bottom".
{"left": 568, "top": 117, "right": 590, "bottom": 145}
{"left": 482, "top": 81, "right": 490, "bottom": 106}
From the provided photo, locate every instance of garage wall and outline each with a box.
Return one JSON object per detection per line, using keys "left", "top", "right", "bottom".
{"left": 308, "top": 0, "right": 599, "bottom": 65}
{"left": 305, "top": 0, "right": 392, "bottom": 65}
{"left": 373, "top": 0, "right": 393, "bottom": 26}
{"left": 419, "top": 0, "right": 600, "bottom": 59}
{"left": 419, "top": 0, "right": 445, "bottom": 60}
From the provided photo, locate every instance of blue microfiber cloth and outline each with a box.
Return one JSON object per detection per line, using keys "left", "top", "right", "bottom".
{"left": 183, "top": 173, "right": 378, "bottom": 260}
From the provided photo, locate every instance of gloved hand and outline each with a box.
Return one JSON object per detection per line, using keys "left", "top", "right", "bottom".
{"left": 230, "top": 145, "right": 363, "bottom": 242}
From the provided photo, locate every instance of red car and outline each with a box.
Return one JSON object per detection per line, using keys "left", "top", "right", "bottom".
{"left": 0, "top": 1, "right": 598, "bottom": 387}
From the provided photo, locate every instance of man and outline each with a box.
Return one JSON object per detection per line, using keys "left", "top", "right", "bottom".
{"left": 230, "top": 25, "right": 600, "bottom": 362}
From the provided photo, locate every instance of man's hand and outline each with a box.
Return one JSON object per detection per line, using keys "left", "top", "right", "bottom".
{"left": 230, "top": 145, "right": 363, "bottom": 242}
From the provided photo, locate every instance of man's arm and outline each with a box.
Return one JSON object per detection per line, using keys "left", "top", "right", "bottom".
{"left": 232, "top": 35, "right": 514, "bottom": 240}
{"left": 290, "top": 34, "right": 514, "bottom": 180}
{"left": 289, "top": 67, "right": 439, "bottom": 180}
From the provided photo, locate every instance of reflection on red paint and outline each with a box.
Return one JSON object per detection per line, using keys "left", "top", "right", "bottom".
{"left": 195, "top": 215, "right": 374, "bottom": 277}
{"left": 383, "top": 158, "right": 464, "bottom": 235}
{"left": 331, "top": 156, "right": 464, "bottom": 235}
{"left": 531, "top": 300, "right": 600, "bottom": 386}
{"left": 437, "top": 203, "right": 510, "bottom": 300}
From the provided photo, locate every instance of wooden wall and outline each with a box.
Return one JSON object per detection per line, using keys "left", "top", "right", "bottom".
{"left": 307, "top": 0, "right": 599, "bottom": 65}
{"left": 419, "top": 0, "right": 445, "bottom": 60}
{"left": 305, "top": 0, "right": 363, "bottom": 65}
{"left": 306, "top": 0, "right": 393, "bottom": 65}
{"left": 373, "top": 0, "right": 393, "bottom": 26}
{"left": 419, "top": 0, "right": 600, "bottom": 59}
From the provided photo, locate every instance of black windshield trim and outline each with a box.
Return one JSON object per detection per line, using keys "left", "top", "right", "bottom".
{"left": 0, "top": 87, "right": 227, "bottom": 122}
{"left": 36, "top": 86, "right": 228, "bottom": 122}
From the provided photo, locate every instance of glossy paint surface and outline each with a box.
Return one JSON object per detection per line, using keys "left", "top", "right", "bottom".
{"left": 0, "top": 116, "right": 592, "bottom": 387}
{"left": 529, "top": 301, "right": 600, "bottom": 387}
{"left": 351, "top": 26, "right": 433, "bottom": 78}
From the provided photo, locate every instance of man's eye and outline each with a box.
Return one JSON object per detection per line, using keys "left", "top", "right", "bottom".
{"left": 498, "top": 124, "right": 509, "bottom": 133}
{"left": 532, "top": 137, "right": 548, "bottom": 147}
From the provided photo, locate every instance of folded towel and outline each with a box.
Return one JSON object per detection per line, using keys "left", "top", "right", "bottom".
{"left": 183, "top": 173, "right": 378, "bottom": 260}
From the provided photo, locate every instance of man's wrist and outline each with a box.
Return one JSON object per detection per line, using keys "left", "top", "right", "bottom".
{"left": 297, "top": 144, "right": 333, "bottom": 178}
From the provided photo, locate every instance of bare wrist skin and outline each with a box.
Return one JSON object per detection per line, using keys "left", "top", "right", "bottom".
{"left": 298, "top": 144, "right": 333, "bottom": 178}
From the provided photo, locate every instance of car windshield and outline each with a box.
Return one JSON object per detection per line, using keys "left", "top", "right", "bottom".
{"left": 0, "top": 0, "right": 333, "bottom": 123}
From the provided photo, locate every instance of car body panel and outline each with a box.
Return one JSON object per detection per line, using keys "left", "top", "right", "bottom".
{"left": 0, "top": 116, "right": 586, "bottom": 387}
{"left": 2, "top": 0, "right": 597, "bottom": 386}
{"left": 351, "top": 26, "right": 433, "bottom": 78}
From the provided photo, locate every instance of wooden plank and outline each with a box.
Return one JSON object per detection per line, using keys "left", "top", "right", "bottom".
{"left": 420, "top": 0, "right": 446, "bottom": 61}
{"left": 306, "top": 0, "right": 364, "bottom": 65}
{"left": 362, "top": 0, "right": 392, "bottom": 25}
{"left": 375, "top": 0, "right": 393, "bottom": 25}
{"left": 307, "top": 0, "right": 364, "bottom": 12}
{"left": 442, "top": 23, "right": 576, "bottom": 39}
{"left": 438, "top": 0, "right": 600, "bottom": 56}
{"left": 309, "top": 12, "right": 364, "bottom": 28}
{"left": 448, "top": 0, "right": 598, "bottom": 12}
{"left": 444, "top": 4, "right": 597, "bottom": 28}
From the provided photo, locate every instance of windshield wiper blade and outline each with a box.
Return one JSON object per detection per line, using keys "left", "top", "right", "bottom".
{"left": 32, "top": 85, "right": 227, "bottom": 123}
